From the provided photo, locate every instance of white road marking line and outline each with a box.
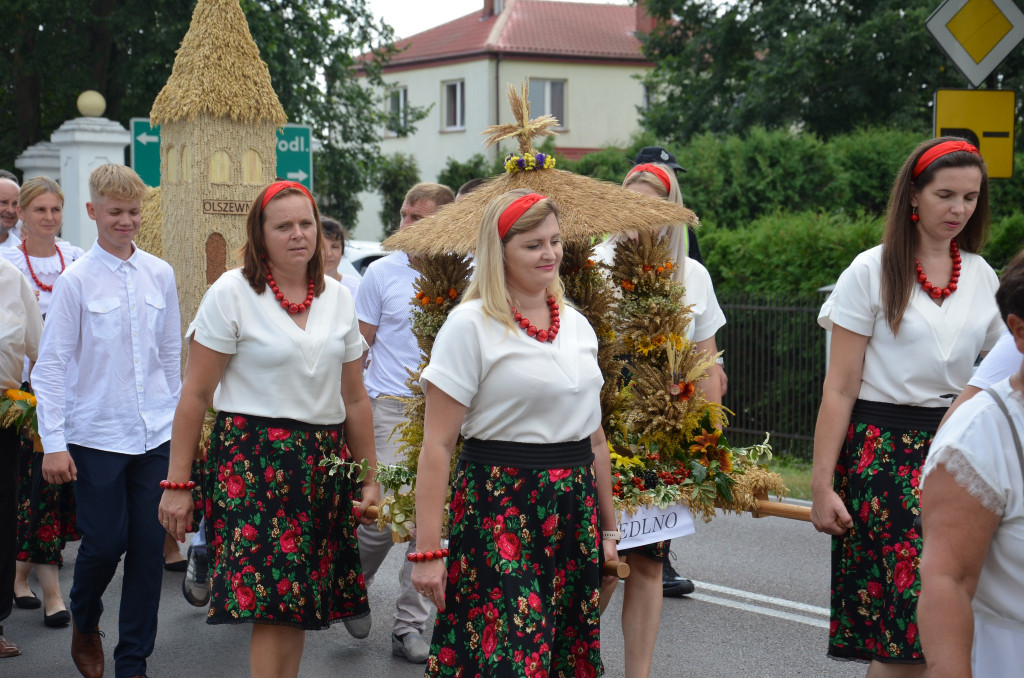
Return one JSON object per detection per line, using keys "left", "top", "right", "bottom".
{"left": 691, "top": 580, "right": 830, "bottom": 617}
{"left": 688, "top": 592, "right": 830, "bottom": 629}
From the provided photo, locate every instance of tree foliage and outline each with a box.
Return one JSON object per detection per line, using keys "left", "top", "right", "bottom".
{"left": 436, "top": 154, "right": 493, "bottom": 193}
{"left": 639, "top": 0, "right": 1024, "bottom": 144}
{"left": 0, "top": 0, "right": 421, "bottom": 227}
{"left": 377, "top": 153, "right": 420, "bottom": 238}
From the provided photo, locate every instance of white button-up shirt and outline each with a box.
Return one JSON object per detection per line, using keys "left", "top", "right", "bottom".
{"left": 33, "top": 243, "right": 181, "bottom": 455}
{"left": 0, "top": 258, "right": 42, "bottom": 390}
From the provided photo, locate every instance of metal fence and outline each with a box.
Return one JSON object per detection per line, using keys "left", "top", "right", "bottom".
{"left": 717, "top": 291, "right": 828, "bottom": 460}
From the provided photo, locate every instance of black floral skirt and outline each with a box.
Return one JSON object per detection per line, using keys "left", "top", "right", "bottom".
{"left": 16, "top": 432, "right": 79, "bottom": 566}
{"left": 202, "top": 412, "right": 369, "bottom": 630}
{"left": 828, "top": 400, "right": 944, "bottom": 665}
{"left": 427, "top": 438, "right": 604, "bottom": 678}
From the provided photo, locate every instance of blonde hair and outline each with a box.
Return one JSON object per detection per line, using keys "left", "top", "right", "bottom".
{"left": 405, "top": 182, "right": 455, "bottom": 208}
{"left": 88, "top": 164, "right": 147, "bottom": 203}
{"left": 19, "top": 176, "right": 64, "bottom": 211}
{"left": 463, "top": 189, "right": 565, "bottom": 332}
{"left": 620, "top": 162, "right": 688, "bottom": 283}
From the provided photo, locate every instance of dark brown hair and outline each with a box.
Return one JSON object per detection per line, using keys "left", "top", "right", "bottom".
{"left": 996, "top": 248, "right": 1024, "bottom": 324}
{"left": 240, "top": 184, "right": 326, "bottom": 296}
{"left": 880, "top": 136, "right": 989, "bottom": 333}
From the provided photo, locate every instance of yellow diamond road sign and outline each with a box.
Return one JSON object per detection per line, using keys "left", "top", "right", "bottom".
{"left": 935, "top": 89, "right": 1015, "bottom": 178}
{"left": 927, "top": 0, "right": 1024, "bottom": 87}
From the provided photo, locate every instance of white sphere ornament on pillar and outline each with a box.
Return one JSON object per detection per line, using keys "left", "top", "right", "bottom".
{"left": 76, "top": 90, "right": 106, "bottom": 117}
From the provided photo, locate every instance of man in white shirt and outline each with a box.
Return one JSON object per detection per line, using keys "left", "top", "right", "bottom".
{"left": 0, "top": 257, "right": 43, "bottom": 659}
{"left": 353, "top": 182, "right": 454, "bottom": 664}
{"left": 0, "top": 173, "right": 21, "bottom": 249}
{"left": 36, "top": 164, "right": 181, "bottom": 678}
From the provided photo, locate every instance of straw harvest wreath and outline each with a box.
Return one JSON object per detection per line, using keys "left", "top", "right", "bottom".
{"left": 344, "top": 81, "right": 784, "bottom": 540}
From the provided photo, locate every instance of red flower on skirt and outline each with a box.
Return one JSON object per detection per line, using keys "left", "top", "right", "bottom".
{"left": 542, "top": 514, "right": 558, "bottom": 536}
{"left": 241, "top": 523, "right": 258, "bottom": 541}
{"left": 548, "top": 468, "right": 571, "bottom": 482}
{"left": 438, "top": 647, "right": 457, "bottom": 666}
{"left": 867, "top": 581, "right": 883, "bottom": 599}
{"left": 235, "top": 586, "right": 256, "bottom": 611}
{"left": 233, "top": 415, "right": 247, "bottom": 429}
{"left": 893, "top": 560, "right": 916, "bottom": 593}
{"left": 496, "top": 532, "right": 521, "bottom": 561}
{"left": 482, "top": 622, "right": 498, "bottom": 658}
{"left": 37, "top": 524, "right": 55, "bottom": 542}
{"left": 226, "top": 474, "right": 245, "bottom": 498}
{"left": 268, "top": 428, "right": 291, "bottom": 441}
{"left": 277, "top": 578, "right": 291, "bottom": 596}
{"left": 280, "top": 529, "right": 299, "bottom": 553}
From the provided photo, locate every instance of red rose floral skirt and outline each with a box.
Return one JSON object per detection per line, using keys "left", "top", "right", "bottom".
{"left": 828, "top": 400, "right": 945, "bottom": 665}
{"left": 427, "top": 438, "right": 604, "bottom": 678}
{"left": 16, "top": 431, "right": 79, "bottom": 566}
{"left": 202, "top": 411, "right": 369, "bottom": 630}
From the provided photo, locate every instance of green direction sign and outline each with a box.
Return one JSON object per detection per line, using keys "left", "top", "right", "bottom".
{"left": 275, "top": 124, "right": 314, "bottom": 191}
{"left": 130, "top": 118, "right": 161, "bottom": 187}
{"left": 128, "top": 120, "right": 314, "bottom": 191}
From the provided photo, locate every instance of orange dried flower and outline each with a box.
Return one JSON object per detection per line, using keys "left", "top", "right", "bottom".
{"left": 656, "top": 266, "right": 664, "bottom": 274}
{"left": 420, "top": 297, "right": 430, "bottom": 306}
{"left": 643, "top": 265, "right": 653, "bottom": 273}
{"left": 448, "top": 288, "right": 458, "bottom": 299}
{"left": 435, "top": 296, "right": 444, "bottom": 305}
{"left": 665, "top": 261, "right": 673, "bottom": 270}
{"left": 621, "top": 280, "right": 635, "bottom": 291}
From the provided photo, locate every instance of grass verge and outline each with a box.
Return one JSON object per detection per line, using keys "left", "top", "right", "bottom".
{"left": 767, "top": 455, "right": 813, "bottom": 501}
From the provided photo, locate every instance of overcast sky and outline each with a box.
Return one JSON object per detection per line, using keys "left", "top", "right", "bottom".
{"left": 366, "top": 0, "right": 633, "bottom": 40}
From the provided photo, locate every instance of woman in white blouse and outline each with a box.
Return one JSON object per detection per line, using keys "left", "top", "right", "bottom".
{"left": 918, "top": 251, "right": 1024, "bottom": 677}
{"left": 811, "top": 138, "right": 1002, "bottom": 675}
{"left": 158, "top": 181, "right": 379, "bottom": 678}
{"left": 411, "top": 189, "right": 618, "bottom": 676}
{"left": 599, "top": 161, "right": 727, "bottom": 678}
{"left": 4, "top": 177, "right": 82, "bottom": 629}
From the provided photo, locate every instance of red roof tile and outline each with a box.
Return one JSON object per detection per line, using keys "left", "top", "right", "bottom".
{"left": 383, "top": 0, "right": 648, "bottom": 69}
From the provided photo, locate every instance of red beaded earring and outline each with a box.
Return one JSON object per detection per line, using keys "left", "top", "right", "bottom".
{"left": 910, "top": 207, "right": 919, "bottom": 223}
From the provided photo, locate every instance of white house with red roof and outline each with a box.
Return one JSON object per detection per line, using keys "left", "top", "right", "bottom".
{"left": 353, "top": 0, "right": 655, "bottom": 239}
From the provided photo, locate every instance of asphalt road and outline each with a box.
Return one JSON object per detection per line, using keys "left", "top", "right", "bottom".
{"left": 4, "top": 502, "right": 867, "bottom": 677}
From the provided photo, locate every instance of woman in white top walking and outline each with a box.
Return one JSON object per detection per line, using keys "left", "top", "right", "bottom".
{"left": 159, "top": 181, "right": 380, "bottom": 678}
{"left": 811, "top": 137, "right": 1003, "bottom": 674}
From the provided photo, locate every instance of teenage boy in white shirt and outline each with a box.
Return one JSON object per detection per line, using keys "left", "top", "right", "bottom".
{"left": 36, "top": 164, "right": 181, "bottom": 678}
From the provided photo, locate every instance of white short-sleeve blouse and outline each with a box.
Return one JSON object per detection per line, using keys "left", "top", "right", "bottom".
{"left": 421, "top": 299, "right": 603, "bottom": 443}
{"left": 923, "top": 378, "right": 1024, "bottom": 673}
{"left": 819, "top": 246, "right": 1002, "bottom": 407}
{"left": 187, "top": 270, "right": 367, "bottom": 425}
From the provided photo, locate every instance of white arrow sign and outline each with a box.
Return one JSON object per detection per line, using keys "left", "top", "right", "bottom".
{"left": 136, "top": 132, "right": 159, "bottom": 145}
{"left": 286, "top": 169, "right": 309, "bottom": 182}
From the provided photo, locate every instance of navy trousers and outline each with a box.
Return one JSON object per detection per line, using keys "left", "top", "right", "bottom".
{"left": 69, "top": 442, "right": 168, "bottom": 678}
{"left": 0, "top": 426, "right": 19, "bottom": 624}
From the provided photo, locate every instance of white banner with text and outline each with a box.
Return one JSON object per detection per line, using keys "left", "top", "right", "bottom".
{"left": 617, "top": 503, "right": 696, "bottom": 550}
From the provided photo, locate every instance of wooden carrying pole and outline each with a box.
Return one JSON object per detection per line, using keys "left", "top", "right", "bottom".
{"left": 750, "top": 492, "right": 812, "bottom": 522}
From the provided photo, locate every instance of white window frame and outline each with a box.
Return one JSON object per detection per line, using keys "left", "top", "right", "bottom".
{"left": 386, "top": 87, "right": 408, "bottom": 137}
{"left": 528, "top": 78, "right": 566, "bottom": 129}
{"left": 443, "top": 80, "right": 465, "bottom": 131}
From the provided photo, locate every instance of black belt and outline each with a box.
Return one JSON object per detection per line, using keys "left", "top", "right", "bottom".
{"left": 850, "top": 399, "right": 947, "bottom": 431}
{"left": 460, "top": 437, "right": 593, "bottom": 469}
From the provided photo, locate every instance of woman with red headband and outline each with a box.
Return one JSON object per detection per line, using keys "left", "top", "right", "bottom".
{"left": 411, "top": 188, "right": 618, "bottom": 676}
{"left": 597, "top": 161, "right": 726, "bottom": 678}
{"left": 159, "top": 181, "right": 380, "bottom": 678}
{"left": 811, "top": 137, "right": 1002, "bottom": 674}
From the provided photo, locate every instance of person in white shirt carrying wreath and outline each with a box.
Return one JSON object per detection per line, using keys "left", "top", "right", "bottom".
{"left": 35, "top": 164, "right": 182, "bottom": 678}
{"left": 412, "top": 189, "right": 619, "bottom": 677}
{"left": 811, "top": 137, "right": 1003, "bottom": 675}
{"left": 159, "top": 180, "right": 379, "bottom": 678}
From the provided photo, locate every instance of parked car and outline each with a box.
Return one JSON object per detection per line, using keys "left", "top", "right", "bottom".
{"left": 338, "top": 239, "right": 385, "bottom": 281}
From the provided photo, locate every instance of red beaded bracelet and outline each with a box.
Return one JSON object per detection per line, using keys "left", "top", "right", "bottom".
{"left": 159, "top": 480, "right": 197, "bottom": 491}
{"left": 405, "top": 548, "right": 449, "bottom": 563}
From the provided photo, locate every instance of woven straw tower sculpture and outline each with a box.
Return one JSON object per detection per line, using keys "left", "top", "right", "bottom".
{"left": 150, "top": 0, "right": 287, "bottom": 351}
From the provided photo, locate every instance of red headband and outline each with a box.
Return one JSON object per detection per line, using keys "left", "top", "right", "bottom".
{"left": 260, "top": 181, "right": 315, "bottom": 211}
{"left": 498, "top": 193, "right": 546, "bottom": 238}
{"left": 912, "top": 140, "right": 980, "bottom": 180}
{"left": 628, "top": 163, "right": 671, "bottom": 193}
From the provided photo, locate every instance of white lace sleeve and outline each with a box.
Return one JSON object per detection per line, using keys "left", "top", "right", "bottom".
{"left": 925, "top": 444, "right": 1006, "bottom": 516}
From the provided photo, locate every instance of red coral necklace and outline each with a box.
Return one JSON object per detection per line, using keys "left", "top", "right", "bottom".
{"left": 510, "top": 295, "right": 559, "bottom": 342}
{"left": 266, "top": 271, "right": 314, "bottom": 314}
{"left": 915, "top": 241, "right": 961, "bottom": 300}
{"left": 20, "top": 243, "right": 64, "bottom": 292}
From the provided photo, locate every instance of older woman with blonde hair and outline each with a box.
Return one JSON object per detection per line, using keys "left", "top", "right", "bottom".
{"left": 412, "top": 188, "right": 619, "bottom": 676}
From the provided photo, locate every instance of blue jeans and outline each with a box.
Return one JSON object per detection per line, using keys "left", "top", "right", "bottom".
{"left": 68, "top": 442, "right": 168, "bottom": 678}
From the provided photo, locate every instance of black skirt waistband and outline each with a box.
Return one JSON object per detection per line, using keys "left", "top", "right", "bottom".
{"left": 460, "top": 438, "right": 593, "bottom": 469}
{"left": 850, "top": 399, "right": 947, "bottom": 432}
{"left": 217, "top": 411, "right": 344, "bottom": 433}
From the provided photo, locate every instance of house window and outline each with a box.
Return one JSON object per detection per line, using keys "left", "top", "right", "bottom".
{"left": 528, "top": 79, "right": 566, "bottom": 128}
{"left": 443, "top": 80, "right": 465, "bottom": 131}
{"left": 210, "top": 150, "right": 232, "bottom": 184}
{"left": 387, "top": 87, "right": 408, "bottom": 136}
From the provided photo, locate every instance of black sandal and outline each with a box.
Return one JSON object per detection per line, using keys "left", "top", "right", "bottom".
{"left": 14, "top": 594, "right": 41, "bottom": 610}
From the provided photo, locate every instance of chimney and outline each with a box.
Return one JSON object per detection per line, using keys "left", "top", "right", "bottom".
{"left": 483, "top": 0, "right": 505, "bottom": 18}
{"left": 636, "top": 0, "right": 656, "bottom": 35}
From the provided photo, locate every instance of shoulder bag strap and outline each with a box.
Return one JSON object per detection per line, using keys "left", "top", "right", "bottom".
{"left": 982, "top": 386, "right": 1024, "bottom": 478}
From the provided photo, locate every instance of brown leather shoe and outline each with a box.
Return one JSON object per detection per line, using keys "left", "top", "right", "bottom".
{"left": 0, "top": 627, "right": 21, "bottom": 658}
{"left": 71, "top": 620, "right": 104, "bottom": 678}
